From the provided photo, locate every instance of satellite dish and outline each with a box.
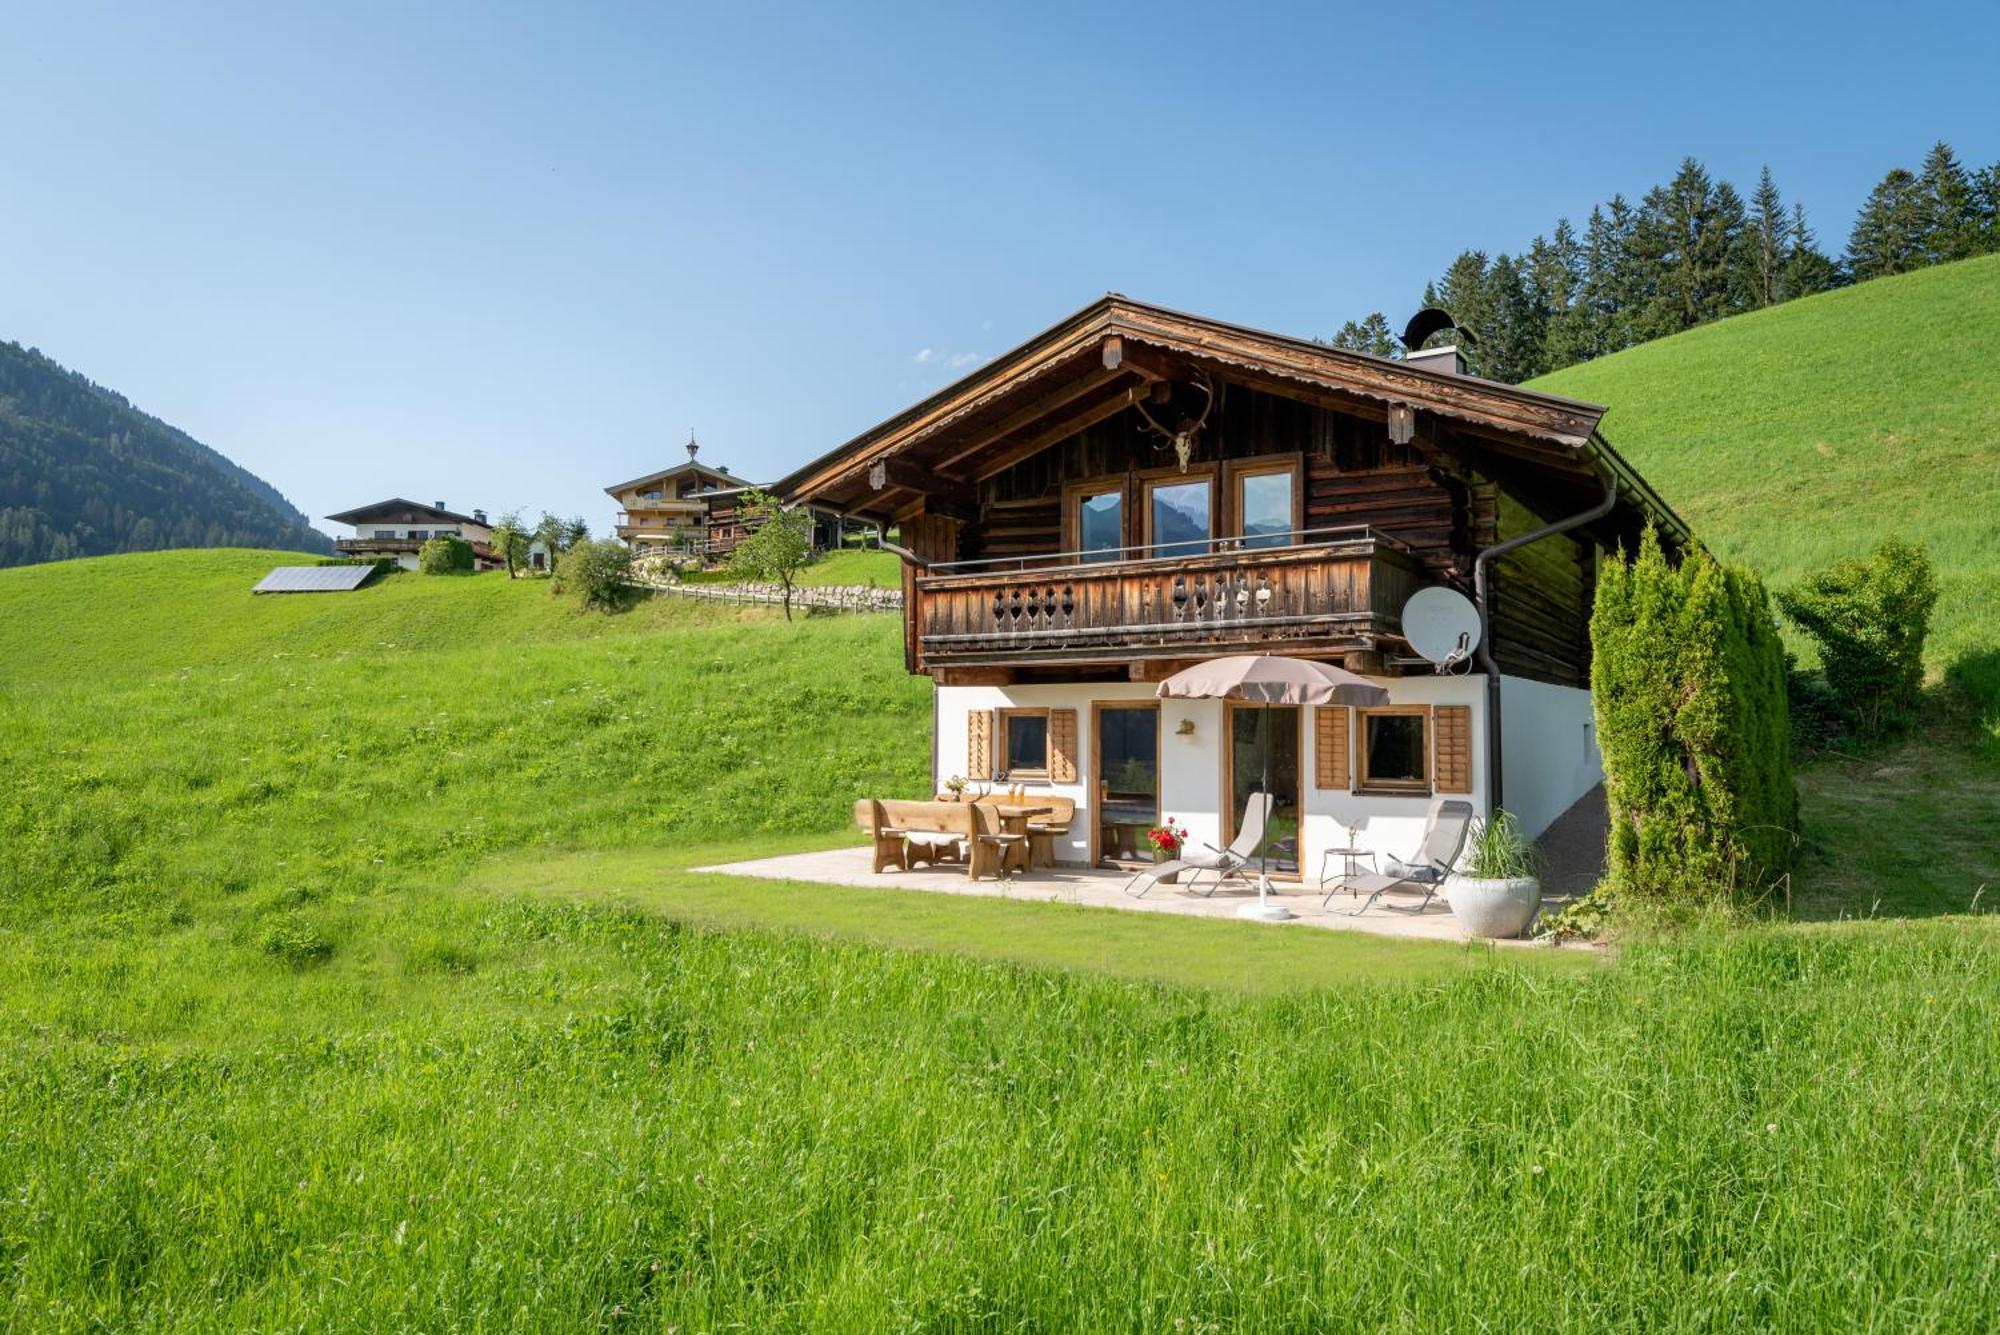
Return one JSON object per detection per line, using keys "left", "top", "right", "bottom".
{"left": 1402, "top": 587, "right": 1482, "bottom": 670}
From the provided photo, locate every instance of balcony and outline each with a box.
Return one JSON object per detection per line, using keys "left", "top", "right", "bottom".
{"left": 912, "top": 527, "right": 1431, "bottom": 669}
{"left": 335, "top": 536, "right": 427, "bottom": 554}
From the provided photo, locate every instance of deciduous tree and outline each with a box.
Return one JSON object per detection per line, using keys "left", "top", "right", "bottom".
{"left": 727, "top": 489, "right": 814, "bottom": 621}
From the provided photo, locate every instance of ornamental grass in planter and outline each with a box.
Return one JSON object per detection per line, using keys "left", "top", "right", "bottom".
{"left": 1447, "top": 811, "right": 1543, "bottom": 939}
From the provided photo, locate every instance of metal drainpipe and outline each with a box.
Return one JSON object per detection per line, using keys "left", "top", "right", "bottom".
{"left": 1472, "top": 462, "right": 1618, "bottom": 814}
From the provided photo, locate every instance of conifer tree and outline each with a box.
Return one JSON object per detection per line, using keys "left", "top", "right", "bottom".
{"left": 1916, "top": 140, "right": 1981, "bottom": 263}
{"left": 1782, "top": 201, "right": 1843, "bottom": 297}
{"left": 1975, "top": 162, "right": 2000, "bottom": 254}
{"left": 1634, "top": 159, "right": 1744, "bottom": 336}
{"left": 1578, "top": 197, "right": 1644, "bottom": 358}
{"left": 1527, "top": 221, "right": 1587, "bottom": 371}
{"left": 1328, "top": 313, "right": 1399, "bottom": 357}
{"left": 1742, "top": 166, "right": 1791, "bottom": 308}
{"left": 1846, "top": 167, "right": 1927, "bottom": 280}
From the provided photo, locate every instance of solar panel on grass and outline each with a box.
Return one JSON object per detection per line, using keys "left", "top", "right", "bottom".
{"left": 253, "top": 565, "right": 378, "bottom": 594}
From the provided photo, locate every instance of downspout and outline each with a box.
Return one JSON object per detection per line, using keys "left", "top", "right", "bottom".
{"left": 1471, "top": 459, "right": 1618, "bottom": 814}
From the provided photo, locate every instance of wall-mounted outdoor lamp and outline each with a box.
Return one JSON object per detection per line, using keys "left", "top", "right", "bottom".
{"left": 1176, "top": 718, "right": 1196, "bottom": 737}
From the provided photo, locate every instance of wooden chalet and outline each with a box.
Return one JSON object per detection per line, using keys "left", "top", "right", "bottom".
{"left": 326, "top": 498, "right": 500, "bottom": 571}
{"left": 608, "top": 438, "right": 842, "bottom": 561}
{"left": 779, "top": 295, "right": 1688, "bottom": 878}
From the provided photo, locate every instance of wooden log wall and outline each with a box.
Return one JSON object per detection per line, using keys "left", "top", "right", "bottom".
{"left": 1488, "top": 492, "right": 1595, "bottom": 688}
{"left": 969, "top": 377, "right": 1464, "bottom": 573}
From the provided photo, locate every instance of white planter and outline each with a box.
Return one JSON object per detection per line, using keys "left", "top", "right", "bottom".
{"left": 1446, "top": 875, "right": 1543, "bottom": 939}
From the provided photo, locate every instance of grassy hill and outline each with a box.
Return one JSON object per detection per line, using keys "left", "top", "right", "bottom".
{"left": 4, "top": 551, "right": 1999, "bottom": 1325}
{"left": 1532, "top": 253, "right": 2000, "bottom": 705}
{"left": 1533, "top": 255, "right": 2000, "bottom": 918}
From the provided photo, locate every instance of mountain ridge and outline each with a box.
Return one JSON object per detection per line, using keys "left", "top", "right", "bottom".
{"left": 0, "top": 339, "right": 330, "bottom": 566}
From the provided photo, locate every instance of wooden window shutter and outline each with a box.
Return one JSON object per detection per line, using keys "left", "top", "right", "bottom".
{"left": 1314, "top": 706, "right": 1351, "bottom": 790}
{"left": 1433, "top": 705, "right": 1473, "bottom": 794}
{"left": 1048, "top": 709, "right": 1079, "bottom": 783}
{"left": 968, "top": 710, "right": 996, "bottom": 780}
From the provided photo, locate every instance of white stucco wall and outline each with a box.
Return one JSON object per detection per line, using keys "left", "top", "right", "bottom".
{"left": 934, "top": 673, "right": 1492, "bottom": 878}
{"left": 1497, "top": 675, "right": 1601, "bottom": 839}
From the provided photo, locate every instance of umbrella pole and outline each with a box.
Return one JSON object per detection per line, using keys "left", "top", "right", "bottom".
{"left": 1237, "top": 701, "right": 1292, "bottom": 922}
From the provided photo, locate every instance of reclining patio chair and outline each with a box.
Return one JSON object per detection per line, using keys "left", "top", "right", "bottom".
{"left": 1331, "top": 799, "right": 1475, "bottom": 915}
{"left": 1123, "top": 793, "right": 1272, "bottom": 899}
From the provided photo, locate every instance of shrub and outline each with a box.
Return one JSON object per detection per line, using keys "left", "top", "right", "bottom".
{"left": 1591, "top": 527, "right": 1797, "bottom": 909}
{"left": 553, "top": 538, "right": 634, "bottom": 611}
{"left": 1776, "top": 537, "right": 1937, "bottom": 739}
{"left": 418, "top": 536, "right": 475, "bottom": 574}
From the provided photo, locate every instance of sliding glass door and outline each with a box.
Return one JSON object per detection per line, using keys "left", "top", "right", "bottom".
{"left": 1225, "top": 703, "right": 1301, "bottom": 876}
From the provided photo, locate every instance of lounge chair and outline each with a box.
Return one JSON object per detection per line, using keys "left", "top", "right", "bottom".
{"left": 1330, "top": 799, "right": 1475, "bottom": 914}
{"left": 1123, "top": 793, "right": 1272, "bottom": 899}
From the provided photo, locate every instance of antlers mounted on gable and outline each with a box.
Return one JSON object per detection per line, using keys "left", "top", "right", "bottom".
{"left": 1134, "top": 370, "right": 1214, "bottom": 472}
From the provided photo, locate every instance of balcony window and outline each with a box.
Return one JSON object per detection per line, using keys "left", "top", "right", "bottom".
{"left": 1144, "top": 476, "right": 1213, "bottom": 558}
{"left": 1359, "top": 707, "right": 1430, "bottom": 794}
{"left": 1076, "top": 487, "right": 1123, "bottom": 562}
{"left": 1236, "top": 468, "right": 1295, "bottom": 549}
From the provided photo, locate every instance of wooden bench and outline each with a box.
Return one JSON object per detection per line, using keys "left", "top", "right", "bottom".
{"left": 882, "top": 798, "right": 972, "bottom": 870}
{"left": 853, "top": 798, "right": 909, "bottom": 874}
{"left": 856, "top": 799, "right": 1027, "bottom": 880}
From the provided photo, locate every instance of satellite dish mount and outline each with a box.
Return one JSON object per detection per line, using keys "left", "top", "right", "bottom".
{"left": 1401, "top": 586, "right": 1482, "bottom": 675}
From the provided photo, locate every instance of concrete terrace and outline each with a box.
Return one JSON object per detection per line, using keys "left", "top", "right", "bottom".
{"left": 695, "top": 846, "right": 1570, "bottom": 947}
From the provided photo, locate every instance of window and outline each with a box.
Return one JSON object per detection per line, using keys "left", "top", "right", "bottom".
{"left": 1358, "top": 708, "right": 1429, "bottom": 793}
{"left": 1144, "top": 476, "right": 1213, "bottom": 558}
{"left": 1236, "top": 469, "right": 1295, "bottom": 549}
{"left": 1000, "top": 709, "right": 1050, "bottom": 779}
{"left": 1075, "top": 487, "right": 1123, "bottom": 562}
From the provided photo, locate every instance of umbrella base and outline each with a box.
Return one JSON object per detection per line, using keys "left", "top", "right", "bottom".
{"left": 1236, "top": 901, "right": 1295, "bottom": 922}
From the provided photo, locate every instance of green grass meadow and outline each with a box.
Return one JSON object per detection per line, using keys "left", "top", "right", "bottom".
{"left": 4, "top": 548, "right": 1998, "bottom": 1327}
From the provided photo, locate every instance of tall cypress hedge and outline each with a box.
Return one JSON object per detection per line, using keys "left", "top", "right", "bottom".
{"left": 1591, "top": 527, "right": 1797, "bottom": 904}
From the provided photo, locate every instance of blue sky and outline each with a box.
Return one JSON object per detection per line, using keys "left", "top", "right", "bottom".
{"left": 3, "top": 1, "right": 1996, "bottom": 538}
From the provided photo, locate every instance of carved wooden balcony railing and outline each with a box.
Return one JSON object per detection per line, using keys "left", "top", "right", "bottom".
{"left": 912, "top": 527, "right": 1430, "bottom": 668}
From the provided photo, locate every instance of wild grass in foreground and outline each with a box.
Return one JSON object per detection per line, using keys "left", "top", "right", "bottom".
{"left": 4, "top": 905, "right": 1996, "bottom": 1329}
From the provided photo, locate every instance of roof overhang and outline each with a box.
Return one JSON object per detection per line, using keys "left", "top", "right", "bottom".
{"left": 774, "top": 295, "right": 1689, "bottom": 530}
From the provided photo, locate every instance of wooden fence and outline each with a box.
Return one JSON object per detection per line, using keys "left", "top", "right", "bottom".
{"left": 626, "top": 573, "right": 903, "bottom": 613}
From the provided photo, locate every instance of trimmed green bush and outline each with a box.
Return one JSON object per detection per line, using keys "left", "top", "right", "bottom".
{"left": 552, "top": 538, "right": 634, "bottom": 611}
{"left": 1777, "top": 537, "right": 1938, "bottom": 739}
{"left": 418, "top": 536, "right": 475, "bottom": 574}
{"left": 1592, "top": 527, "right": 1797, "bottom": 907}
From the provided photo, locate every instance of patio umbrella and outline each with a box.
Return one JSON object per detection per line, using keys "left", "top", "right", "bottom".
{"left": 1155, "top": 654, "right": 1390, "bottom": 921}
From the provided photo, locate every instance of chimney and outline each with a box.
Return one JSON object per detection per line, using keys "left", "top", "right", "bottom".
{"left": 686, "top": 430, "right": 699, "bottom": 462}
{"left": 472, "top": 508, "right": 488, "bottom": 524}
{"left": 1404, "top": 345, "right": 1467, "bottom": 376}
{"left": 434, "top": 500, "right": 447, "bottom": 510}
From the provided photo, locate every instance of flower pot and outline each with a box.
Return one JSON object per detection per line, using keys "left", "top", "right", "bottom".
{"left": 1151, "top": 847, "right": 1180, "bottom": 883}
{"left": 1446, "top": 875, "right": 1542, "bottom": 939}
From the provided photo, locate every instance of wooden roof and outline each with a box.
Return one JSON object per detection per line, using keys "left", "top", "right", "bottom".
{"left": 325, "top": 498, "right": 483, "bottom": 527}
{"left": 775, "top": 294, "right": 1686, "bottom": 540}
{"left": 604, "top": 459, "right": 746, "bottom": 497}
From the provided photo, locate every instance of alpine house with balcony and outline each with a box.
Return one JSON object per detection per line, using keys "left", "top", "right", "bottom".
{"left": 777, "top": 296, "right": 1688, "bottom": 878}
